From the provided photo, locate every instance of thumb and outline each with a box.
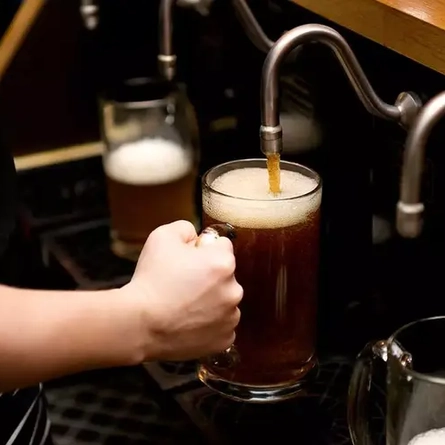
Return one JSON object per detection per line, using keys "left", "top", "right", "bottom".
{"left": 163, "top": 220, "right": 198, "bottom": 244}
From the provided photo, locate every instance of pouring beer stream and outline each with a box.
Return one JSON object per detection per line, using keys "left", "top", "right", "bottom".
{"left": 267, "top": 153, "right": 281, "bottom": 194}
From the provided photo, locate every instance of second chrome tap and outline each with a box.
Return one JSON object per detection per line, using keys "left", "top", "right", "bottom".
{"left": 397, "top": 91, "right": 445, "bottom": 238}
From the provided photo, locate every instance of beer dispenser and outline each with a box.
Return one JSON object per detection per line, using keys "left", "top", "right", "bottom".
{"left": 189, "top": 5, "right": 427, "bottom": 402}
{"left": 235, "top": 7, "right": 425, "bottom": 354}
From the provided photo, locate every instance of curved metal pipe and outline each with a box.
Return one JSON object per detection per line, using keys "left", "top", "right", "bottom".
{"left": 397, "top": 91, "right": 445, "bottom": 238}
{"left": 232, "top": 0, "right": 273, "bottom": 53}
{"left": 259, "top": 24, "right": 421, "bottom": 155}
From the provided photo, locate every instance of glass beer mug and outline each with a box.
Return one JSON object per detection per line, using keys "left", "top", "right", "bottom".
{"left": 100, "top": 78, "right": 199, "bottom": 261}
{"left": 349, "top": 316, "right": 445, "bottom": 445}
{"left": 196, "top": 158, "right": 322, "bottom": 402}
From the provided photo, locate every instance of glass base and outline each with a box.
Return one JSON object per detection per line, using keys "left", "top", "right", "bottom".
{"left": 197, "top": 361, "right": 319, "bottom": 404}
{"left": 111, "top": 238, "right": 143, "bottom": 262}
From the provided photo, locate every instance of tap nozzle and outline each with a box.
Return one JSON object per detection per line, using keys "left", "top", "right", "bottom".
{"left": 397, "top": 91, "right": 445, "bottom": 238}
{"left": 260, "top": 125, "right": 283, "bottom": 156}
{"left": 158, "top": 0, "right": 177, "bottom": 81}
{"left": 157, "top": 55, "right": 177, "bottom": 82}
{"left": 396, "top": 202, "right": 425, "bottom": 238}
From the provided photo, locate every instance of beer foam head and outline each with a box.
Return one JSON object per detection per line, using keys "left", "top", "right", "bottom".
{"left": 104, "top": 137, "right": 193, "bottom": 185}
{"left": 408, "top": 428, "right": 445, "bottom": 445}
{"left": 204, "top": 167, "right": 321, "bottom": 229}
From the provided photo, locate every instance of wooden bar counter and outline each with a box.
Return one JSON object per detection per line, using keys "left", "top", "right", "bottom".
{"left": 292, "top": 0, "right": 445, "bottom": 75}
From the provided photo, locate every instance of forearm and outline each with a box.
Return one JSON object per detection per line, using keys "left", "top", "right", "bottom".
{"left": 0, "top": 284, "right": 145, "bottom": 392}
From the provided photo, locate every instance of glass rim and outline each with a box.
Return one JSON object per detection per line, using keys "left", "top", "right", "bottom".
{"left": 101, "top": 96, "right": 172, "bottom": 110}
{"left": 202, "top": 158, "right": 322, "bottom": 202}
{"left": 99, "top": 79, "right": 186, "bottom": 110}
{"left": 389, "top": 315, "right": 445, "bottom": 385}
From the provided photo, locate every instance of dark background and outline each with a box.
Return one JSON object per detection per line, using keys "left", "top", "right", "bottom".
{"left": 1, "top": 0, "right": 445, "bottom": 356}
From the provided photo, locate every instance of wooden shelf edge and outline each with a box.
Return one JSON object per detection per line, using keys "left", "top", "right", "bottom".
{"left": 14, "top": 141, "right": 104, "bottom": 172}
{"left": 291, "top": 0, "right": 445, "bottom": 76}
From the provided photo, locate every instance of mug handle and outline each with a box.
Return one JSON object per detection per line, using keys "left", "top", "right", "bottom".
{"left": 347, "top": 340, "right": 388, "bottom": 445}
{"left": 195, "top": 223, "right": 239, "bottom": 368}
{"left": 195, "top": 223, "right": 236, "bottom": 247}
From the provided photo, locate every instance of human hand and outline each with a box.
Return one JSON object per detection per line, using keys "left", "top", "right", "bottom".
{"left": 124, "top": 220, "right": 243, "bottom": 362}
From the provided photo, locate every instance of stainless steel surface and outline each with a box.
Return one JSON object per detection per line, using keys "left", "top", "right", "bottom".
{"left": 232, "top": 0, "right": 273, "bottom": 53}
{"left": 158, "top": 0, "right": 177, "bottom": 81}
{"left": 80, "top": 0, "right": 99, "bottom": 30}
{"left": 260, "top": 24, "right": 422, "bottom": 156}
{"left": 397, "top": 91, "right": 445, "bottom": 238}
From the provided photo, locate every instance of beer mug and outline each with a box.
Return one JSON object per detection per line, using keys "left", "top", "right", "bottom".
{"left": 349, "top": 316, "right": 445, "bottom": 445}
{"left": 100, "top": 78, "right": 199, "bottom": 261}
{"left": 196, "top": 158, "right": 322, "bottom": 403}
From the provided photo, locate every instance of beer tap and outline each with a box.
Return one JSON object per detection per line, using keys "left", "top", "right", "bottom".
{"left": 158, "top": 0, "right": 213, "bottom": 81}
{"left": 159, "top": 0, "right": 274, "bottom": 80}
{"left": 259, "top": 24, "right": 422, "bottom": 156}
{"left": 157, "top": 0, "right": 201, "bottom": 150}
{"left": 158, "top": 0, "right": 177, "bottom": 81}
{"left": 397, "top": 91, "right": 445, "bottom": 238}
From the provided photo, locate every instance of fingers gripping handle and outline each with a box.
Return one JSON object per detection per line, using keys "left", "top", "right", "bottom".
{"left": 195, "top": 223, "right": 239, "bottom": 368}
{"left": 195, "top": 223, "right": 236, "bottom": 247}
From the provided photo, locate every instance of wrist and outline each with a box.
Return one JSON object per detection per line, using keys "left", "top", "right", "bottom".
{"left": 120, "top": 279, "right": 174, "bottom": 364}
{"left": 107, "top": 285, "right": 149, "bottom": 366}
{"left": 118, "top": 281, "right": 165, "bottom": 365}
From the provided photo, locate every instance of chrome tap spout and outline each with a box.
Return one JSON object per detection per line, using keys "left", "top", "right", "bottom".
{"left": 260, "top": 24, "right": 421, "bottom": 156}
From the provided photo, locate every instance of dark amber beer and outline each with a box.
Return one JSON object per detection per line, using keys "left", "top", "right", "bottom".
{"left": 197, "top": 159, "right": 322, "bottom": 402}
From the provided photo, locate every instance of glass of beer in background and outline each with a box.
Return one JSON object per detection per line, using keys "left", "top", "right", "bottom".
{"left": 198, "top": 158, "right": 322, "bottom": 402}
{"left": 100, "top": 78, "right": 199, "bottom": 261}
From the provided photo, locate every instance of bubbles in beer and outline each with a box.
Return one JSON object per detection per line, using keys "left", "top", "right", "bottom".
{"left": 205, "top": 167, "right": 320, "bottom": 229}
{"left": 407, "top": 428, "right": 445, "bottom": 445}
{"left": 104, "top": 137, "right": 193, "bottom": 186}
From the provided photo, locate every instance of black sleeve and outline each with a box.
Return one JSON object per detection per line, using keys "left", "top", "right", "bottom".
{"left": 0, "top": 138, "right": 17, "bottom": 258}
